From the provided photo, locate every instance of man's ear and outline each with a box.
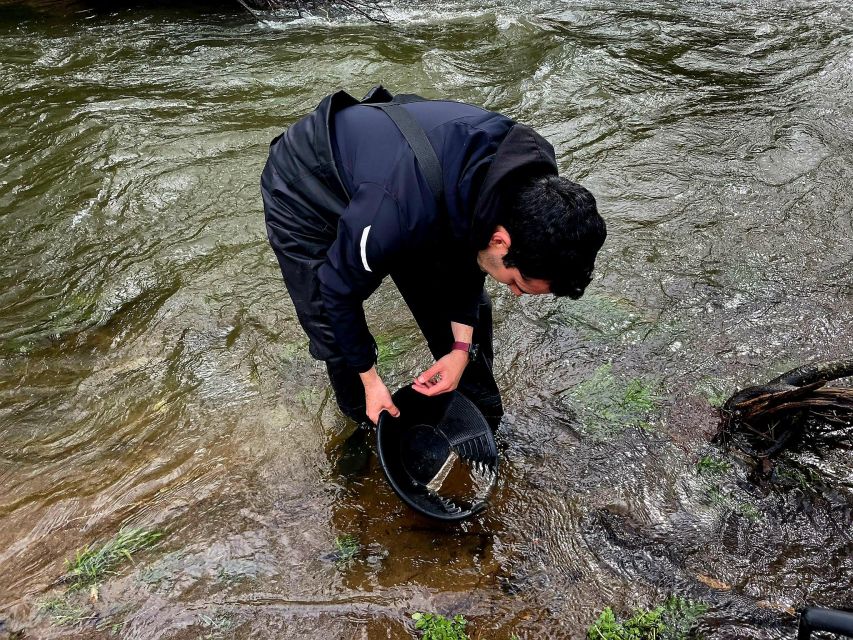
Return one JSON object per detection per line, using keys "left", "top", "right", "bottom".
{"left": 489, "top": 225, "right": 512, "bottom": 250}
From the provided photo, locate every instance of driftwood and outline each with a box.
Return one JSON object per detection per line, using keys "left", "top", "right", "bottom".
{"left": 237, "top": 0, "right": 389, "bottom": 22}
{"left": 719, "top": 359, "right": 853, "bottom": 458}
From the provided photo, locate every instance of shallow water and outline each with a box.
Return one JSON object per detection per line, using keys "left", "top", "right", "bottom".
{"left": 1, "top": 1, "right": 852, "bottom": 638}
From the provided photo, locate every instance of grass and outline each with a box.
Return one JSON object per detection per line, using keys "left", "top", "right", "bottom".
{"left": 36, "top": 527, "right": 163, "bottom": 629}
{"left": 775, "top": 463, "right": 822, "bottom": 491}
{"left": 65, "top": 527, "right": 163, "bottom": 594}
{"left": 695, "top": 455, "right": 731, "bottom": 476}
{"left": 375, "top": 332, "right": 418, "bottom": 365}
{"left": 38, "top": 596, "right": 93, "bottom": 626}
{"left": 412, "top": 613, "right": 469, "bottom": 640}
{"left": 564, "top": 363, "right": 659, "bottom": 437}
{"left": 587, "top": 596, "right": 708, "bottom": 639}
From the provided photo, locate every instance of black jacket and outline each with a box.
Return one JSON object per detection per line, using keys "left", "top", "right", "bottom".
{"left": 264, "top": 88, "right": 558, "bottom": 371}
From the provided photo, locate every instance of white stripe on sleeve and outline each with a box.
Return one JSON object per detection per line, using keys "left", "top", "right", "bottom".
{"left": 360, "top": 225, "right": 372, "bottom": 272}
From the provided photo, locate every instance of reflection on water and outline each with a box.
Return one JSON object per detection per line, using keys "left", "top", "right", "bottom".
{"left": 1, "top": 0, "right": 851, "bottom": 637}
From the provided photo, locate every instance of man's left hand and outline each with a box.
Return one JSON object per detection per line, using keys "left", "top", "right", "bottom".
{"left": 412, "top": 350, "right": 469, "bottom": 396}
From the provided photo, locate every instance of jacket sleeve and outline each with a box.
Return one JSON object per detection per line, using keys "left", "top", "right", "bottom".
{"left": 445, "top": 258, "right": 486, "bottom": 328}
{"left": 318, "top": 182, "right": 406, "bottom": 372}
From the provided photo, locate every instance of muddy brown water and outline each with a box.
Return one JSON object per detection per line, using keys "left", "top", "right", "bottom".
{"left": 1, "top": 1, "right": 852, "bottom": 638}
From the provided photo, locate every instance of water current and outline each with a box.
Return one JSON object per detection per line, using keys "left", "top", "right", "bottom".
{"left": 1, "top": 1, "right": 852, "bottom": 638}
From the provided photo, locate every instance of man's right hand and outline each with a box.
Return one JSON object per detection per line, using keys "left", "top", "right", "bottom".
{"left": 359, "top": 366, "right": 400, "bottom": 425}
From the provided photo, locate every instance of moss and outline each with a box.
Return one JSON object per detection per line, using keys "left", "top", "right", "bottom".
{"left": 704, "top": 485, "right": 762, "bottom": 522}
{"left": 199, "top": 612, "right": 233, "bottom": 631}
{"left": 736, "top": 503, "right": 762, "bottom": 522}
{"left": 295, "top": 386, "right": 325, "bottom": 408}
{"left": 553, "top": 294, "right": 658, "bottom": 344}
{"left": 138, "top": 551, "right": 184, "bottom": 591}
{"left": 695, "top": 379, "right": 732, "bottom": 409}
{"left": 279, "top": 339, "right": 309, "bottom": 364}
{"left": 564, "top": 363, "right": 659, "bottom": 437}
{"left": 215, "top": 559, "right": 259, "bottom": 585}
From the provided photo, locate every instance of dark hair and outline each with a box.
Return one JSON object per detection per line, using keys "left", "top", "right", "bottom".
{"left": 499, "top": 174, "right": 606, "bottom": 298}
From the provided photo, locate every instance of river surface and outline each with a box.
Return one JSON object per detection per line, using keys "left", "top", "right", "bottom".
{"left": 1, "top": 1, "right": 852, "bottom": 638}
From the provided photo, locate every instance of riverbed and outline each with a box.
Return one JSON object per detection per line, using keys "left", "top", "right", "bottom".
{"left": 1, "top": 1, "right": 851, "bottom": 638}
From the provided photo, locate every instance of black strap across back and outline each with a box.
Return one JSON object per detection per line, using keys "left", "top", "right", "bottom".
{"left": 360, "top": 93, "right": 445, "bottom": 208}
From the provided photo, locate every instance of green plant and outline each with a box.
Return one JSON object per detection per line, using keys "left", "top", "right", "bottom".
{"left": 736, "top": 502, "right": 761, "bottom": 522}
{"left": 65, "top": 527, "right": 163, "bottom": 594}
{"left": 38, "top": 596, "right": 93, "bottom": 626}
{"left": 622, "top": 378, "right": 656, "bottom": 414}
{"left": 657, "top": 597, "right": 708, "bottom": 638}
{"left": 95, "top": 612, "right": 127, "bottom": 634}
{"left": 214, "top": 558, "right": 259, "bottom": 584}
{"left": 706, "top": 485, "right": 728, "bottom": 506}
{"left": 587, "top": 596, "right": 708, "bottom": 639}
{"left": 775, "top": 463, "right": 822, "bottom": 491}
{"left": 375, "top": 332, "right": 418, "bottom": 365}
{"left": 564, "top": 363, "right": 659, "bottom": 437}
{"left": 696, "top": 380, "right": 731, "bottom": 409}
{"left": 198, "top": 612, "right": 233, "bottom": 639}
{"left": 412, "top": 612, "right": 469, "bottom": 640}
{"left": 553, "top": 293, "right": 657, "bottom": 344}
{"left": 703, "top": 485, "right": 762, "bottom": 522}
{"left": 138, "top": 550, "right": 184, "bottom": 591}
{"left": 334, "top": 534, "right": 361, "bottom": 564}
{"left": 696, "top": 456, "right": 731, "bottom": 476}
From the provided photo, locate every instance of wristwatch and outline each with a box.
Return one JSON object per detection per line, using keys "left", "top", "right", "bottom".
{"left": 451, "top": 341, "right": 479, "bottom": 361}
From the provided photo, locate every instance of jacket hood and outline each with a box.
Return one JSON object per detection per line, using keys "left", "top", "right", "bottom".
{"left": 470, "top": 123, "right": 559, "bottom": 249}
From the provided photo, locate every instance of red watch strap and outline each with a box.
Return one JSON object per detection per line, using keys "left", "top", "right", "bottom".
{"left": 452, "top": 341, "right": 471, "bottom": 353}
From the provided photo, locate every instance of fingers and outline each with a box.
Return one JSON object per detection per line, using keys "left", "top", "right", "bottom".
{"left": 414, "top": 362, "right": 443, "bottom": 387}
{"left": 413, "top": 383, "right": 448, "bottom": 396}
{"left": 412, "top": 375, "right": 453, "bottom": 396}
{"left": 370, "top": 403, "right": 401, "bottom": 425}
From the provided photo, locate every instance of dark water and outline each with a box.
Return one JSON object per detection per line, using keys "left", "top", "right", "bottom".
{"left": 1, "top": 1, "right": 852, "bottom": 638}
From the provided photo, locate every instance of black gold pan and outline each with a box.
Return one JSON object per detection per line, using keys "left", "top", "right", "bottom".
{"left": 376, "top": 386, "right": 499, "bottom": 522}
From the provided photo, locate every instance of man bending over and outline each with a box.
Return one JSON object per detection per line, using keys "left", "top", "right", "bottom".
{"left": 262, "top": 86, "right": 606, "bottom": 427}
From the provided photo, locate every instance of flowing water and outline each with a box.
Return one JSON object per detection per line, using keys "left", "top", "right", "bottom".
{"left": 1, "top": 0, "right": 852, "bottom": 637}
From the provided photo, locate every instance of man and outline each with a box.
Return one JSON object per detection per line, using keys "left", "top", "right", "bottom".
{"left": 262, "top": 86, "right": 605, "bottom": 427}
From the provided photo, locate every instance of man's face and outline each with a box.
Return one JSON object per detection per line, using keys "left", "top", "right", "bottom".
{"left": 477, "top": 244, "right": 551, "bottom": 297}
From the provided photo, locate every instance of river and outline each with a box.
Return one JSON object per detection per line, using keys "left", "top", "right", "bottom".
{"left": 1, "top": 1, "right": 852, "bottom": 638}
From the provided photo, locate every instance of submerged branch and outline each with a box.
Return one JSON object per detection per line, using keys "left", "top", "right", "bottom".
{"left": 719, "top": 359, "right": 853, "bottom": 458}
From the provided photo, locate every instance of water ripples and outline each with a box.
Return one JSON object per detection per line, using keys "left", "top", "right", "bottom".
{"left": 1, "top": 0, "right": 852, "bottom": 637}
